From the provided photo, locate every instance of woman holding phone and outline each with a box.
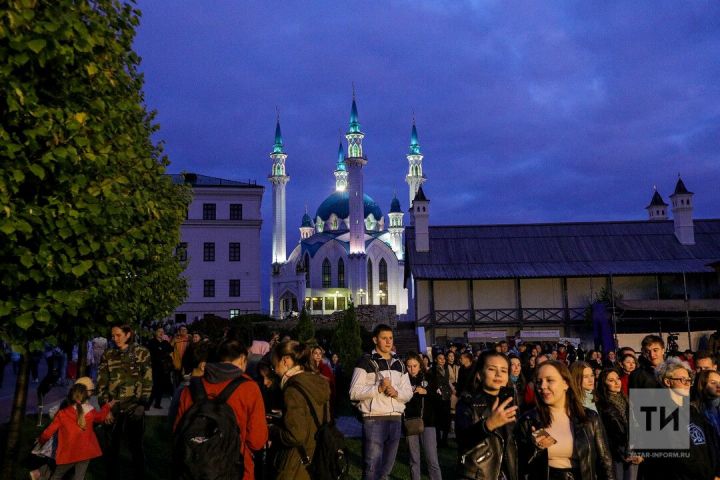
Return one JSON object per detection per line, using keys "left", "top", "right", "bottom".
{"left": 517, "top": 360, "right": 615, "bottom": 480}
{"left": 455, "top": 351, "right": 519, "bottom": 480}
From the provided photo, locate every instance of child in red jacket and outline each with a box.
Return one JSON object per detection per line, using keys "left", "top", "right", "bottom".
{"left": 37, "top": 381, "right": 113, "bottom": 480}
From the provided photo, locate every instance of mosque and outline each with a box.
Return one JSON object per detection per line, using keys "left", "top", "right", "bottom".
{"left": 268, "top": 97, "right": 422, "bottom": 318}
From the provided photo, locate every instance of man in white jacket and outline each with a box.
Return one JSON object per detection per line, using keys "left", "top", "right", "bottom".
{"left": 349, "top": 324, "right": 413, "bottom": 480}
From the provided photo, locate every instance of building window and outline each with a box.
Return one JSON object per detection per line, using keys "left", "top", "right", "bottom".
{"left": 336, "top": 296, "right": 346, "bottom": 310}
{"left": 229, "top": 279, "right": 241, "bottom": 297}
{"left": 230, "top": 204, "right": 243, "bottom": 220}
{"left": 312, "top": 297, "right": 322, "bottom": 311}
{"left": 203, "top": 242, "right": 215, "bottom": 261}
{"left": 367, "top": 259, "right": 373, "bottom": 305}
{"left": 322, "top": 258, "right": 331, "bottom": 288}
{"left": 203, "top": 203, "right": 216, "bottom": 220}
{"left": 337, "top": 258, "right": 345, "bottom": 288}
{"left": 203, "top": 279, "right": 215, "bottom": 297}
{"left": 379, "top": 258, "right": 388, "bottom": 305}
{"left": 177, "top": 242, "right": 187, "bottom": 262}
{"left": 229, "top": 309, "right": 240, "bottom": 319}
{"left": 304, "top": 253, "right": 310, "bottom": 284}
{"left": 229, "top": 242, "right": 241, "bottom": 261}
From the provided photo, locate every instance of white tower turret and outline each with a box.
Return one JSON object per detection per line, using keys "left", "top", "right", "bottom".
{"left": 646, "top": 188, "right": 668, "bottom": 221}
{"left": 411, "top": 186, "right": 430, "bottom": 252}
{"left": 670, "top": 177, "right": 695, "bottom": 245}
{"left": 405, "top": 118, "right": 426, "bottom": 208}
{"left": 269, "top": 115, "right": 289, "bottom": 265}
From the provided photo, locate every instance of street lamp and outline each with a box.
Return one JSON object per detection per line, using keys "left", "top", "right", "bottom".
{"left": 358, "top": 288, "right": 365, "bottom": 305}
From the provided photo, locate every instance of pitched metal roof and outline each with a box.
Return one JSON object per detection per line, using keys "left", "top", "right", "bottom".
{"left": 405, "top": 220, "right": 720, "bottom": 279}
{"left": 168, "top": 173, "right": 260, "bottom": 188}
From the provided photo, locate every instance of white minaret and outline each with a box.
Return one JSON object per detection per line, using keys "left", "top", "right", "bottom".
{"left": 411, "top": 186, "right": 430, "bottom": 252}
{"left": 345, "top": 93, "right": 369, "bottom": 304}
{"left": 645, "top": 187, "right": 668, "bottom": 221}
{"left": 405, "top": 118, "right": 426, "bottom": 208}
{"left": 670, "top": 177, "right": 695, "bottom": 245}
{"left": 269, "top": 115, "right": 289, "bottom": 264}
{"left": 388, "top": 194, "right": 404, "bottom": 260}
{"left": 334, "top": 142, "right": 348, "bottom": 192}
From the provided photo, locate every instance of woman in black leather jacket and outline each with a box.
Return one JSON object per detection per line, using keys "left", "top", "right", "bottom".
{"left": 516, "top": 360, "right": 615, "bottom": 480}
{"left": 595, "top": 368, "right": 642, "bottom": 480}
{"left": 455, "top": 351, "right": 520, "bottom": 480}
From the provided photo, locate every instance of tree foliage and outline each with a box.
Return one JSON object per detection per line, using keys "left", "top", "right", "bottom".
{"left": 294, "top": 307, "right": 315, "bottom": 344}
{"left": 0, "top": 0, "right": 189, "bottom": 352}
{"left": 332, "top": 304, "right": 363, "bottom": 370}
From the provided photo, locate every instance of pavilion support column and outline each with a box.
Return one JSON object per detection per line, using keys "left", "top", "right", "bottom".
{"left": 561, "top": 277, "right": 570, "bottom": 330}
{"left": 429, "top": 280, "right": 436, "bottom": 344}
{"left": 467, "top": 280, "right": 475, "bottom": 328}
{"left": 515, "top": 278, "right": 523, "bottom": 327}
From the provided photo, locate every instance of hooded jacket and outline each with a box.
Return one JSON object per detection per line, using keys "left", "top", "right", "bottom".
{"left": 174, "top": 362, "right": 268, "bottom": 480}
{"left": 349, "top": 350, "right": 413, "bottom": 417}
{"left": 273, "top": 371, "right": 331, "bottom": 480}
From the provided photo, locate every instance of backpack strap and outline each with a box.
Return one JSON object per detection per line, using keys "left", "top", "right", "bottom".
{"left": 288, "top": 381, "right": 323, "bottom": 429}
{"left": 288, "top": 381, "right": 329, "bottom": 466}
{"left": 189, "top": 377, "right": 207, "bottom": 403}
{"left": 189, "top": 375, "right": 247, "bottom": 405}
{"left": 215, "top": 376, "right": 248, "bottom": 404}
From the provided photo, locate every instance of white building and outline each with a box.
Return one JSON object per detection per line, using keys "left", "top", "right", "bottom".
{"left": 169, "top": 173, "right": 264, "bottom": 322}
{"left": 269, "top": 97, "right": 419, "bottom": 318}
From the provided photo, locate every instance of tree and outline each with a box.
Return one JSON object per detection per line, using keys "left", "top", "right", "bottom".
{"left": 0, "top": 1, "right": 188, "bottom": 476}
{"left": 295, "top": 308, "right": 315, "bottom": 344}
{"left": 332, "top": 304, "right": 363, "bottom": 374}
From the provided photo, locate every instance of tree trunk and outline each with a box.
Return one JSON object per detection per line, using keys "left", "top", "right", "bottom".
{"left": 77, "top": 339, "right": 88, "bottom": 378}
{"left": 1, "top": 352, "right": 30, "bottom": 479}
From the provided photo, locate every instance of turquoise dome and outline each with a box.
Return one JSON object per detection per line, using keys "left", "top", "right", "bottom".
{"left": 315, "top": 191, "right": 383, "bottom": 222}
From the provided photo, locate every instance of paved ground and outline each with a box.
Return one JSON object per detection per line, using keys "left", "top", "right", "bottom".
{"left": 0, "top": 362, "right": 68, "bottom": 424}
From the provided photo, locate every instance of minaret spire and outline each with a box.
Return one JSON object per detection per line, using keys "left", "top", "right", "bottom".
{"left": 334, "top": 141, "right": 348, "bottom": 191}
{"left": 406, "top": 115, "right": 426, "bottom": 207}
{"left": 273, "top": 107, "right": 284, "bottom": 154}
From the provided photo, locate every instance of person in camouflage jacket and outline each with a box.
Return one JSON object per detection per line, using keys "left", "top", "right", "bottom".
{"left": 97, "top": 324, "right": 152, "bottom": 480}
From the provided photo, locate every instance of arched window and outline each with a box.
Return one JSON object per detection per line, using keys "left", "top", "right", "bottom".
{"left": 337, "top": 258, "right": 345, "bottom": 288}
{"left": 379, "top": 258, "right": 388, "bottom": 305}
{"left": 304, "top": 253, "right": 310, "bottom": 284}
{"left": 322, "top": 258, "right": 331, "bottom": 288}
{"left": 367, "top": 259, "right": 373, "bottom": 305}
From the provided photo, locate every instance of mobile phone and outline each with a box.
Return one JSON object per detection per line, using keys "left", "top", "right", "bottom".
{"left": 532, "top": 428, "right": 557, "bottom": 445}
{"left": 498, "top": 386, "right": 514, "bottom": 404}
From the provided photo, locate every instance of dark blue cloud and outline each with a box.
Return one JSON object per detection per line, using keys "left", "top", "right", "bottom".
{"left": 134, "top": 1, "right": 720, "bottom": 306}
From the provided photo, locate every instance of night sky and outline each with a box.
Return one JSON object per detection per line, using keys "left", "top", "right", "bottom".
{"left": 133, "top": 2, "right": 720, "bottom": 307}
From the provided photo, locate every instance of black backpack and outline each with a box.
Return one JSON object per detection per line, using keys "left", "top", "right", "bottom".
{"left": 291, "top": 384, "right": 349, "bottom": 480}
{"left": 173, "top": 376, "right": 247, "bottom": 480}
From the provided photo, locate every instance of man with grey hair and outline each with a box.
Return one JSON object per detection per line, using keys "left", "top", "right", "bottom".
{"left": 643, "top": 357, "right": 720, "bottom": 480}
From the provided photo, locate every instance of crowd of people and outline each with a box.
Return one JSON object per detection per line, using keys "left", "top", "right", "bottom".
{"left": 21, "top": 322, "right": 720, "bottom": 480}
